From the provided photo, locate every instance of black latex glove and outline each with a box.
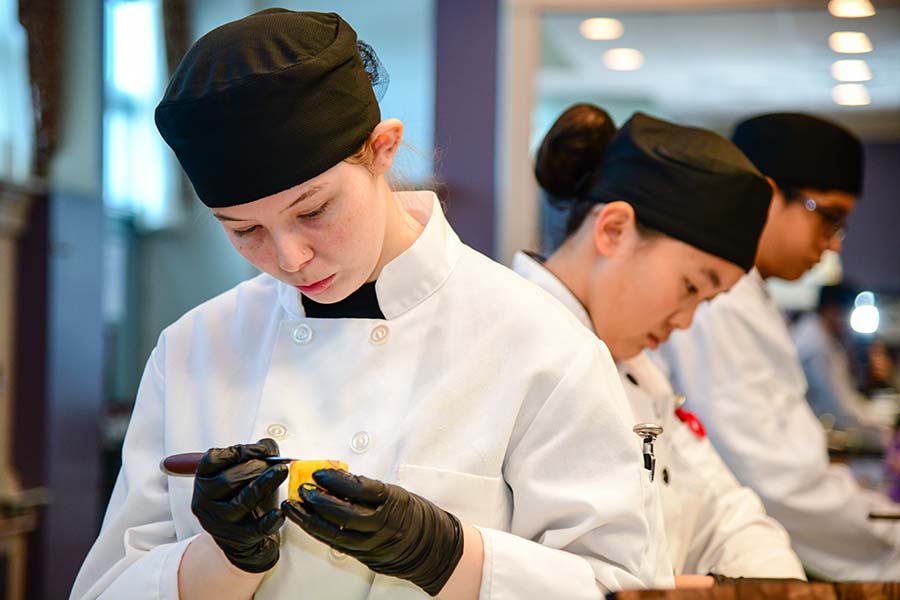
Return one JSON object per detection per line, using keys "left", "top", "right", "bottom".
{"left": 281, "top": 469, "right": 464, "bottom": 596}
{"left": 191, "top": 438, "right": 289, "bottom": 573}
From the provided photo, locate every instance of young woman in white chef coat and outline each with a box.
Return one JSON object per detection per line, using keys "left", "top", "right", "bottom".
{"left": 655, "top": 113, "right": 900, "bottom": 579}
{"left": 512, "top": 104, "right": 806, "bottom": 586}
{"left": 70, "top": 11, "right": 671, "bottom": 600}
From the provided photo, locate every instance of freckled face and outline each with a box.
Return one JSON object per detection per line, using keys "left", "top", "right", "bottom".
{"left": 211, "top": 161, "right": 389, "bottom": 303}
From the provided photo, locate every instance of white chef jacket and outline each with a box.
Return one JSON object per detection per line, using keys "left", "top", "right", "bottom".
{"left": 655, "top": 269, "right": 900, "bottom": 580}
{"left": 71, "top": 192, "right": 671, "bottom": 600}
{"left": 512, "top": 252, "right": 805, "bottom": 580}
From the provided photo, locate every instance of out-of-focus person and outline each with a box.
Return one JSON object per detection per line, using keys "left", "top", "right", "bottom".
{"left": 869, "top": 341, "right": 900, "bottom": 393}
{"left": 791, "top": 283, "right": 888, "bottom": 450}
{"left": 885, "top": 415, "right": 900, "bottom": 504}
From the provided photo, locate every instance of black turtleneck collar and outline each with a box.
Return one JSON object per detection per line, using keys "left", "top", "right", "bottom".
{"left": 301, "top": 281, "right": 385, "bottom": 319}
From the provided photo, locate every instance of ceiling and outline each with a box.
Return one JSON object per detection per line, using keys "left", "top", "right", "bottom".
{"left": 538, "top": 5, "right": 900, "bottom": 140}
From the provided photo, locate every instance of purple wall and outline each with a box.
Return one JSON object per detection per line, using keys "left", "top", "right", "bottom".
{"left": 13, "top": 193, "right": 48, "bottom": 600}
{"left": 434, "top": 0, "right": 498, "bottom": 256}
{"left": 11, "top": 192, "right": 105, "bottom": 600}
{"left": 43, "top": 193, "right": 105, "bottom": 599}
{"left": 842, "top": 143, "right": 900, "bottom": 293}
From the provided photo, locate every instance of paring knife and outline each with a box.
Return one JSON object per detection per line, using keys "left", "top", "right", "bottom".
{"left": 868, "top": 512, "right": 900, "bottom": 521}
{"left": 160, "top": 452, "right": 296, "bottom": 477}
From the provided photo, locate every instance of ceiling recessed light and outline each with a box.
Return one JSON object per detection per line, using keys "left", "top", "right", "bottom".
{"left": 832, "top": 83, "right": 871, "bottom": 106}
{"left": 828, "top": 0, "right": 875, "bottom": 18}
{"left": 828, "top": 32, "right": 873, "bottom": 53}
{"left": 603, "top": 48, "right": 643, "bottom": 71}
{"left": 579, "top": 18, "right": 624, "bottom": 41}
{"left": 831, "top": 59, "right": 872, "bottom": 82}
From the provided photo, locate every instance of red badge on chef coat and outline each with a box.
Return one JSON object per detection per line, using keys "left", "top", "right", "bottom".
{"left": 675, "top": 407, "right": 706, "bottom": 439}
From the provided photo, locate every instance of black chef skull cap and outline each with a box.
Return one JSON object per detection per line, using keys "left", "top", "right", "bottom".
{"left": 155, "top": 9, "right": 388, "bottom": 207}
{"left": 581, "top": 112, "right": 772, "bottom": 271}
{"left": 731, "top": 112, "right": 863, "bottom": 196}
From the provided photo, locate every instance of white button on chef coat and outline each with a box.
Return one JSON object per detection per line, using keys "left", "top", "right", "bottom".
{"left": 72, "top": 192, "right": 671, "bottom": 600}
{"left": 369, "top": 324, "right": 389, "bottom": 345}
{"left": 265, "top": 423, "right": 288, "bottom": 440}
{"left": 350, "top": 431, "right": 370, "bottom": 454}
{"left": 291, "top": 323, "right": 313, "bottom": 345}
{"left": 655, "top": 268, "right": 900, "bottom": 580}
{"left": 513, "top": 252, "right": 805, "bottom": 579}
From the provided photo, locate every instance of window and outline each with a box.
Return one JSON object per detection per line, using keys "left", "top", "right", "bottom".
{"left": 0, "top": 0, "right": 34, "bottom": 183}
{"left": 103, "top": 0, "right": 179, "bottom": 229}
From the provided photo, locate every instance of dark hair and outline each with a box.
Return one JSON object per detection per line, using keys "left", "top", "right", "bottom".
{"left": 534, "top": 104, "right": 618, "bottom": 235}
{"left": 817, "top": 282, "right": 858, "bottom": 313}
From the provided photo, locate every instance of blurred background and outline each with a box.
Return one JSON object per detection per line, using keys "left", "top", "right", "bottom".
{"left": 1, "top": 0, "right": 898, "bottom": 598}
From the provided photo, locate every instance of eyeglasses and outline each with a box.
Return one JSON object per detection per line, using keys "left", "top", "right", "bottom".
{"left": 804, "top": 197, "right": 848, "bottom": 241}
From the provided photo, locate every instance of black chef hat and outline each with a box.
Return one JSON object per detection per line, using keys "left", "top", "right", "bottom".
{"left": 732, "top": 113, "right": 864, "bottom": 196}
{"left": 581, "top": 113, "right": 771, "bottom": 272}
{"left": 155, "top": 9, "right": 387, "bottom": 207}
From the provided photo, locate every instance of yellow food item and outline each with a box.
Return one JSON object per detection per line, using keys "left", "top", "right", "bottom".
{"left": 288, "top": 459, "right": 349, "bottom": 502}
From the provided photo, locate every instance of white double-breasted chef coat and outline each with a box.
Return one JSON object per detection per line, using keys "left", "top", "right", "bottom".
{"left": 655, "top": 269, "right": 900, "bottom": 580}
{"left": 71, "top": 192, "right": 673, "bottom": 600}
{"left": 512, "top": 253, "right": 805, "bottom": 579}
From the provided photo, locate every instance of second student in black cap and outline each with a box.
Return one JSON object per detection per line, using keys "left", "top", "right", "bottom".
{"left": 658, "top": 113, "right": 900, "bottom": 579}
{"left": 513, "top": 104, "right": 805, "bottom": 586}
{"left": 71, "top": 9, "right": 670, "bottom": 599}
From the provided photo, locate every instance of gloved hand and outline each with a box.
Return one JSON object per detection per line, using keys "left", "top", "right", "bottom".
{"left": 282, "top": 469, "right": 464, "bottom": 596}
{"left": 191, "top": 438, "right": 289, "bottom": 573}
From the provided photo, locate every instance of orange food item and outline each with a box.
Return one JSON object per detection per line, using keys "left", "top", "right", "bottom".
{"left": 288, "top": 460, "right": 349, "bottom": 502}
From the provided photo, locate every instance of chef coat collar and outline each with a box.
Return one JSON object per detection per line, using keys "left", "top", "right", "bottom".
{"left": 511, "top": 251, "right": 593, "bottom": 331}
{"left": 279, "top": 191, "right": 461, "bottom": 320}
{"left": 746, "top": 267, "right": 770, "bottom": 300}
{"left": 514, "top": 253, "right": 666, "bottom": 388}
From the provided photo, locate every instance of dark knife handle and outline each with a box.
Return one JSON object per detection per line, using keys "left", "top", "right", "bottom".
{"left": 160, "top": 452, "right": 207, "bottom": 476}
{"left": 160, "top": 452, "right": 295, "bottom": 477}
{"left": 869, "top": 512, "right": 900, "bottom": 521}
